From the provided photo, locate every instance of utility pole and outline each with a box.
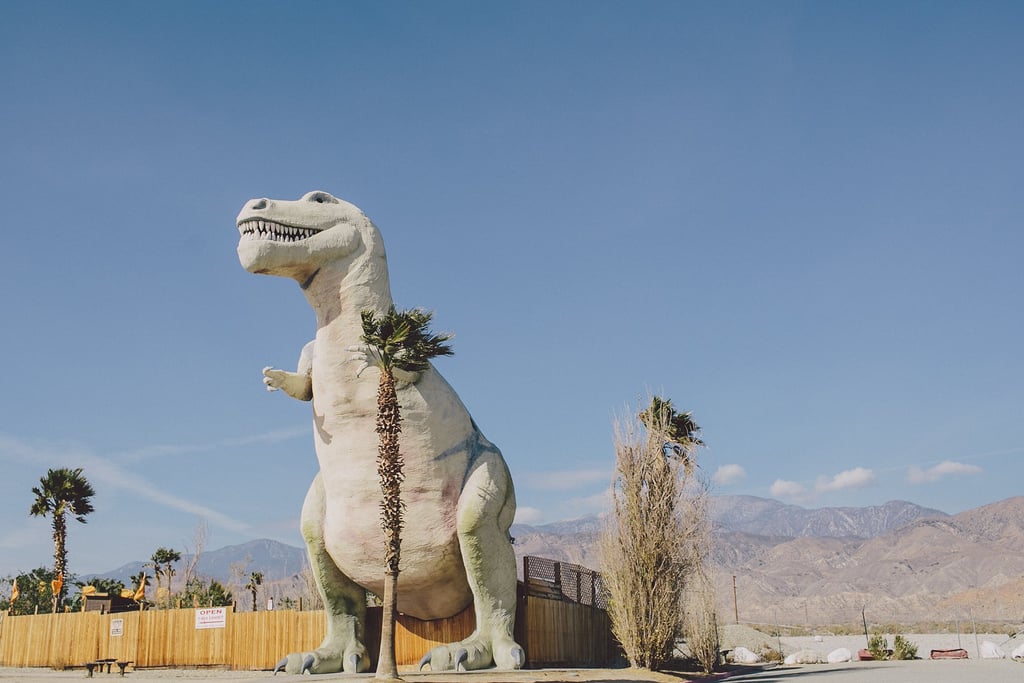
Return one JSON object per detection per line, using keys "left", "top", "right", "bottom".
{"left": 732, "top": 575, "right": 739, "bottom": 624}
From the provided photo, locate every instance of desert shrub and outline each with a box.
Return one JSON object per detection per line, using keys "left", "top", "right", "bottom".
{"left": 601, "top": 396, "right": 708, "bottom": 671}
{"left": 892, "top": 634, "right": 918, "bottom": 660}
{"left": 759, "top": 646, "right": 784, "bottom": 663}
{"left": 681, "top": 570, "right": 719, "bottom": 673}
{"left": 867, "top": 634, "right": 889, "bottom": 660}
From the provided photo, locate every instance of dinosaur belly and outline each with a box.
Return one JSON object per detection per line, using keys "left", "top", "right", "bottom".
{"left": 321, "top": 466, "right": 472, "bottom": 620}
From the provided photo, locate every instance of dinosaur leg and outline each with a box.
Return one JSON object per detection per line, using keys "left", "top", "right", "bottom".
{"left": 276, "top": 473, "right": 370, "bottom": 675}
{"left": 419, "top": 452, "right": 525, "bottom": 671}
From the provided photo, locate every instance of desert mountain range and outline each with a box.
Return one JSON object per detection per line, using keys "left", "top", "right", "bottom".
{"left": 95, "top": 495, "right": 1024, "bottom": 626}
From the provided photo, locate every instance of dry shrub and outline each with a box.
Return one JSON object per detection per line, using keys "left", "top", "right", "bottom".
{"left": 682, "top": 569, "right": 720, "bottom": 673}
{"left": 600, "top": 397, "right": 714, "bottom": 671}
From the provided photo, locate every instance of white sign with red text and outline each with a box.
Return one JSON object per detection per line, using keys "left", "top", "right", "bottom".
{"left": 194, "top": 607, "right": 228, "bottom": 630}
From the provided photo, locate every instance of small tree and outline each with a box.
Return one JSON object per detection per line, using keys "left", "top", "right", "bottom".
{"left": 181, "top": 519, "right": 208, "bottom": 591}
{"left": 5, "top": 567, "right": 62, "bottom": 615}
{"left": 182, "top": 577, "right": 233, "bottom": 608}
{"left": 246, "top": 571, "right": 264, "bottom": 612}
{"left": 29, "top": 467, "right": 95, "bottom": 605}
{"left": 600, "top": 396, "right": 710, "bottom": 670}
{"left": 148, "top": 547, "right": 181, "bottom": 608}
{"left": 358, "top": 306, "right": 453, "bottom": 680}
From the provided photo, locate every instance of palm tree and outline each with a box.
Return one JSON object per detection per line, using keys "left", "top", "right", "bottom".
{"left": 359, "top": 306, "right": 453, "bottom": 680}
{"left": 245, "top": 571, "right": 264, "bottom": 612}
{"left": 29, "top": 467, "right": 95, "bottom": 605}
{"left": 639, "top": 396, "right": 703, "bottom": 473}
{"left": 148, "top": 547, "right": 181, "bottom": 608}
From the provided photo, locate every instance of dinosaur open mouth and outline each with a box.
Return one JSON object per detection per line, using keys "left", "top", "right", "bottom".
{"left": 238, "top": 218, "right": 319, "bottom": 243}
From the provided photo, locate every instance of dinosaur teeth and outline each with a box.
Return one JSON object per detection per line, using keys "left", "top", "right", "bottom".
{"left": 238, "top": 219, "right": 318, "bottom": 243}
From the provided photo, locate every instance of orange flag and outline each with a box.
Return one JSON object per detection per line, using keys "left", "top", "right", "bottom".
{"left": 50, "top": 572, "right": 63, "bottom": 596}
{"left": 9, "top": 578, "right": 18, "bottom": 603}
{"left": 133, "top": 574, "right": 146, "bottom": 602}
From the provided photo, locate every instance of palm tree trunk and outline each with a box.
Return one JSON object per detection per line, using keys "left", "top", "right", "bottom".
{"left": 376, "top": 570, "right": 400, "bottom": 679}
{"left": 375, "top": 369, "right": 404, "bottom": 680}
{"left": 52, "top": 513, "right": 67, "bottom": 606}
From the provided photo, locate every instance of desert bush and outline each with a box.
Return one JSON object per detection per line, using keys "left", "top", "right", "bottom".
{"left": 892, "top": 634, "right": 918, "bottom": 660}
{"left": 681, "top": 570, "right": 719, "bottom": 673}
{"left": 867, "top": 634, "right": 888, "bottom": 660}
{"left": 601, "top": 396, "right": 709, "bottom": 671}
{"left": 759, "top": 646, "right": 784, "bottom": 663}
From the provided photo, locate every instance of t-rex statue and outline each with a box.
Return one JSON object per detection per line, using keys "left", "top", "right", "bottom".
{"left": 236, "top": 190, "right": 523, "bottom": 675}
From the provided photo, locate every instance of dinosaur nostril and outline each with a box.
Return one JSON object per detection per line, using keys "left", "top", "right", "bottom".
{"left": 251, "top": 198, "right": 268, "bottom": 210}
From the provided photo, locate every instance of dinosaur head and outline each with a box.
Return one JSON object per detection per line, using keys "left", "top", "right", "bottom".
{"left": 236, "top": 190, "right": 380, "bottom": 285}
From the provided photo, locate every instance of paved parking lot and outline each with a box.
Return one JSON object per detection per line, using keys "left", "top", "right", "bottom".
{"left": 727, "top": 659, "right": 1024, "bottom": 683}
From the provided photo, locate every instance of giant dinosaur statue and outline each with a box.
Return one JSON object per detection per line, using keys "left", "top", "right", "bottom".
{"left": 236, "top": 191, "right": 523, "bottom": 675}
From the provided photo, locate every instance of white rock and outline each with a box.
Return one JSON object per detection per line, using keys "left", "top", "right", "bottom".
{"left": 980, "top": 640, "right": 1005, "bottom": 659}
{"left": 784, "top": 649, "right": 823, "bottom": 664}
{"left": 732, "top": 646, "right": 760, "bottom": 663}
{"left": 827, "top": 647, "right": 852, "bottom": 663}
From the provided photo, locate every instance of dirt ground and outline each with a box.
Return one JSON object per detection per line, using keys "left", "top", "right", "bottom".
{"left": 0, "top": 666, "right": 727, "bottom": 682}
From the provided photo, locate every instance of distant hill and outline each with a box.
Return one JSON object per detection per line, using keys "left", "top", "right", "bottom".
{"left": 711, "top": 495, "right": 948, "bottom": 538}
{"left": 87, "top": 539, "right": 307, "bottom": 591}
{"left": 84, "top": 495, "right": 1024, "bottom": 625}
{"left": 511, "top": 495, "right": 1024, "bottom": 626}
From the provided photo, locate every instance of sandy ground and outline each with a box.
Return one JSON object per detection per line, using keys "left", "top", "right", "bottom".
{"left": 0, "top": 667, "right": 714, "bottom": 682}
{"left": 2, "top": 632, "right": 1021, "bottom": 682}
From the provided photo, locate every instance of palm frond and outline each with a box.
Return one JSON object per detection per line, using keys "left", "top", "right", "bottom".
{"left": 360, "top": 305, "right": 453, "bottom": 373}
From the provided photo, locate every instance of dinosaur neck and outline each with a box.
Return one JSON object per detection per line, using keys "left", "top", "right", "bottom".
{"left": 302, "top": 253, "right": 393, "bottom": 336}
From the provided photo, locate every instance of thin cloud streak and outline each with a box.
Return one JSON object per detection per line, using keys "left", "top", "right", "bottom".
{"left": 907, "top": 460, "right": 983, "bottom": 484}
{"left": 1, "top": 432, "right": 254, "bottom": 535}
{"left": 112, "top": 425, "right": 310, "bottom": 462}
{"left": 520, "top": 468, "right": 610, "bottom": 492}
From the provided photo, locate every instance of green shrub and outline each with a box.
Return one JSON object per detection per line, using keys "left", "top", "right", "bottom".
{"left": 892, "top": 634, "right": 918, "bottom": 660}
{"left": 867, "top": 634, "right": 889, "bottom": 660}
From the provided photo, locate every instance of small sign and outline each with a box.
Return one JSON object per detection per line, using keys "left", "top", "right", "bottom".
{"left": 195, "top": 607, "right": 228, "bottom": 630}
{"left": 110, "top": 618, "right": 124, "bottom": 637}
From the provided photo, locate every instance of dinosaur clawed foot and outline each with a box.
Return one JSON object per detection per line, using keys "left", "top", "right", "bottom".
{"left": 273, "top": 647, "right": 367, "bottom": 675}
{"left": 418, "top": 635, "right": 524, "bottom": 671}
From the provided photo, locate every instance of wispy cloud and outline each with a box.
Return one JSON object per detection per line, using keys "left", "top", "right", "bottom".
{"left": 78, "top": 453, "right": 253, "bottom": 533}
{"left": 0, "top": 431, "right": 292, "bottom": 535}
{"left": 816, "top": 467, "right": 876, "bottom": 493}
{"left": 520, "top": 468, "right": 610, "bottom": 492}
{"left": 112, "top": 425, "right": 310, "bottom": 462}
{"left": 513, "top": 507, "right": 543, "bottom": 525}
{"left": 771, "top": 479, "right": 807, "bottom": 499}
{"left": 907, "top": 460, "right": 983, "bottom": 484}
{"left": 713, "top": 464, "right": 747, "bottom": 486}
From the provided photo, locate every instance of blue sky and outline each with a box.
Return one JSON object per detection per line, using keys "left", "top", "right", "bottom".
{"left": 2, "top": 1, "right": 1022, "bottom": 578}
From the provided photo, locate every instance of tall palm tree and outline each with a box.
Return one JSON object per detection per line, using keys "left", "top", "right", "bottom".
{"left": 359, "top": 306, "right": 453, "bottom": 680}
{"left": 29, "top": 467, "right": 95, "bottom": 605}
{"left": 639, "top": 396, "right": 703, "bottom": 473}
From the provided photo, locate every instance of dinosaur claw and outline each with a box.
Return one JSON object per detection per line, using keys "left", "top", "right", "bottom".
{"left": 511, "top": 645, "right": 525, "bottom": 669}
{"left": 301, "top": 654, "right": 315, "bottom": 675}
{"left": 274, "top": 657, "right": 288, "bottom": 675}
{"left": 418, "top": 652, "right": 432, "bottom": 671}
{"left": 455, "top": 648, "right": 468, "bottom": 672}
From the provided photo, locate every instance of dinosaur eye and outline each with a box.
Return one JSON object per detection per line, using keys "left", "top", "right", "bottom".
{"left": 307, "top": 191, "right": 338, "bottom": 205}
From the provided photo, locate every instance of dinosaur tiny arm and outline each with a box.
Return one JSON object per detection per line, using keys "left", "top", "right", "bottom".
{"left": 263, "top": 340, "right": 315, "bottom": 401}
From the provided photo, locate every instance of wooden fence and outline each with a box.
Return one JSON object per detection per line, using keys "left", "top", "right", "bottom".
{"left": 1, "top": 569, "right": 617, "bottom": 670}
